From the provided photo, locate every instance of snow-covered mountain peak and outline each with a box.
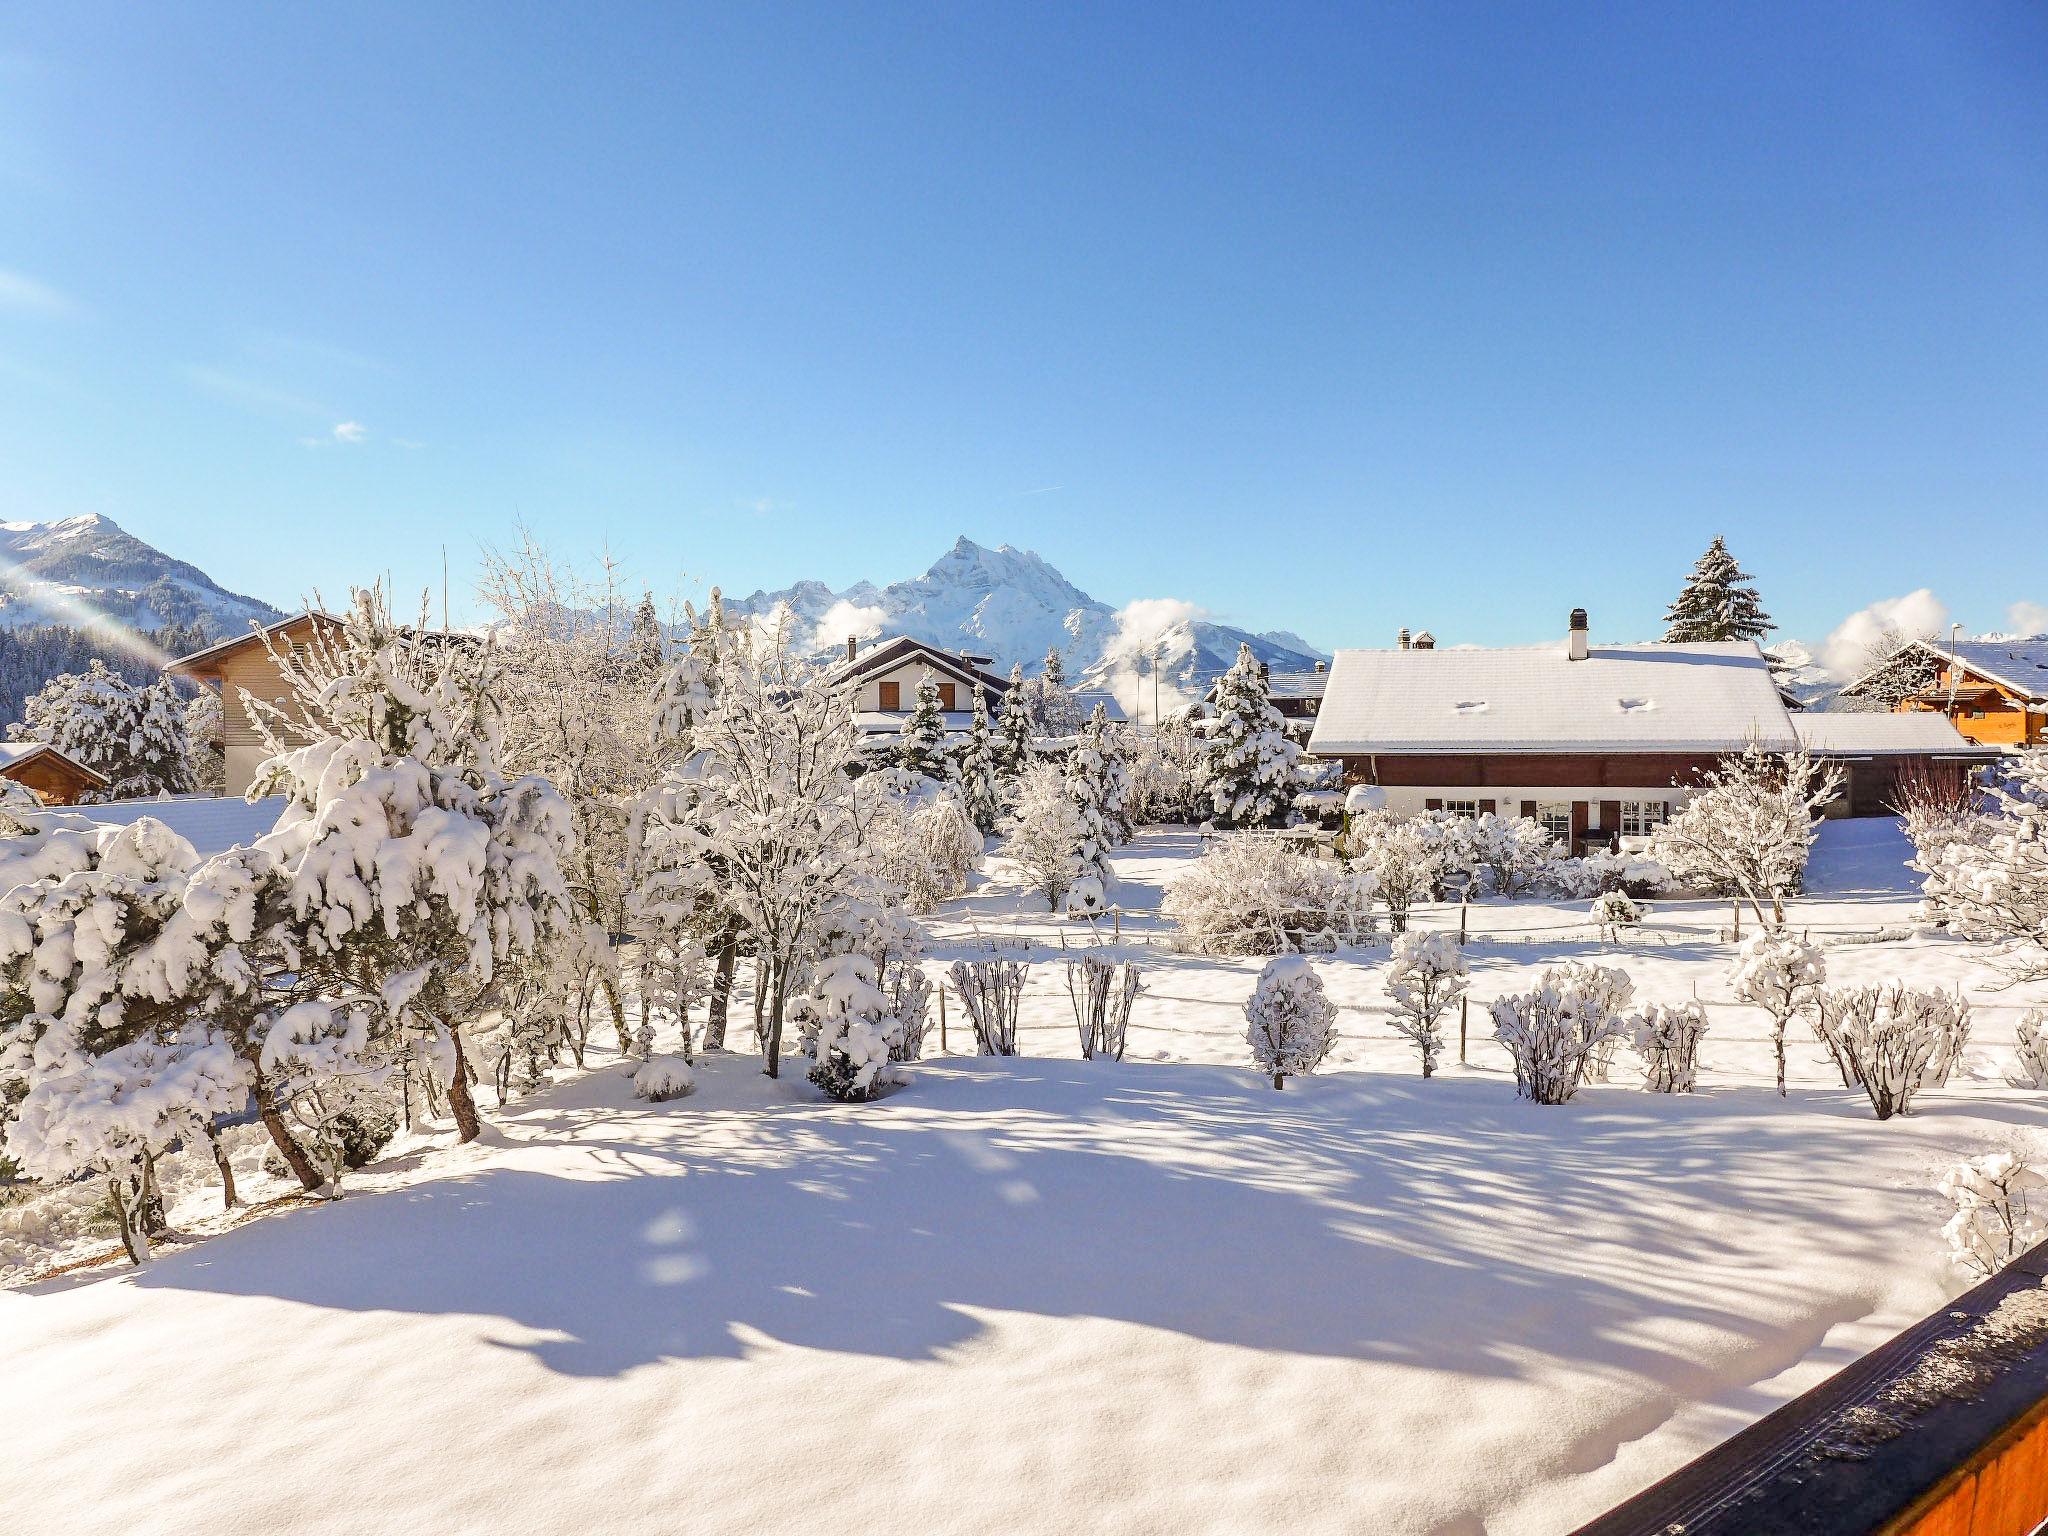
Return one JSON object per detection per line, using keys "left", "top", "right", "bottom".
{"left": 0, "top": 514, "right": 282, "bottom": 640}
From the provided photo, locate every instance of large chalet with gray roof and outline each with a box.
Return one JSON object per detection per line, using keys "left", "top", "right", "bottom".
{"left": 1308, "top": 608, "right": 1985, "bottom": 850}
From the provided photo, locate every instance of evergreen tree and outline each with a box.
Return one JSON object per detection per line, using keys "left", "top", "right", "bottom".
{"left": 1042, "top": 646, "right": 1066, "bottom": 689}
{"left": 998, "top": 663, "right": 1032, "bottom": 775}
{"left": 1066, "top": 702, "right": 1130, "bottom": 888}
{"left": 897, "top": 669, "right": 950, "bottom": 780}
{"left": 628, "top": 591, "right": 665, "bottom": 678}
{"left": 1663, "top": 537, "right": 1772, "bottom": 644}
{"left": 10, "top": 659, "right": 192, "bottom": 799}
{"left": 959, "top": 684, "right": 1003, "bottom": 833}
{"left": 1207, "top": 643, "right": 1299, "bottom": 828}
{"left": 1026, "top": 646, "right": 1080, "bottom": 737}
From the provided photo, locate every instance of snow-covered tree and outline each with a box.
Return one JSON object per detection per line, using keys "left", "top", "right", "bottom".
{"left": 1066, "top": 954, "right": 1143, "bottom": 1060}
{"left": 1207, "top": 643, "right": 1299, "bottom": 828}
{"left": 1244, "top": 955, "right": 1339, "bottom": 1089}
{"left": 1810, "top": 983, "right": 1971, "bottom": 1119}
{"left": 1633, "top": 1001, "right": 1708, "bottom": 1093}
{"left": 1001, "top": 759, "right": 1086, "bottom": 911}
{"left": 2009, "top": 1009, "right": 2048, "bottom": 1090}
{"left": 10, "top": 659, "right": 192, "bottom": 799}
{"left": 632, "top": 615, "right": 867, "bottom": 1077}
{"left": 1127, "top": 710, "right": 1212, "bottom": 825}
{"left": 1490, "top": 963, "right": 1636, "bottom": 1105}
{"left": 1939, "top": 1151, "right": 2045, "bottom": 1280}
{"left": 184, "top": 689, "right": 225, "bottom": 795}
{"left": 959, "top": 684, "right": 1002, "bottom": 833}
{"left": 1729, "top": 931, "right": 1826, "bottom": 1096}
{"left": 1447, "top": 812, "right": 1559, "bottom": 896}
{"left": 1382, "top": 930, "right": 1468, "bottom": 1078}
{"left": 1021, "top": 646, "right": 1082, "bottom": 738}
{"left": 628, "top": 590, "right": 666, "bottom": 678}
{"left": 1915, "top": 748, "right": 2048, "bottom": 981}
{"left": 997, "top": 664, "right": 1032, "bottom": 776}
{"left": 1339, "top": 809, "right": 1449, "bottom": 934}
{"left": 793, "top": 955, "right": 904, "bottom": 1102}
{"left": 1066, "top": 702, "right": 1129, "bottom": 893}
{"left": 1650, "top": 740, "right": 1840, "bottom": 926}
{"left": 1662, "top": 536, "right": 1771, "bottom": 644}
{"left": 948, "top": 957, "right": 1027, "bottom": 1056}
{"left": 865, "top": 776, "right": 982, "bottom": 912}
{"left": 897, "top": 669, "right": 950, "bottom": 780}
{"left": 1590, "top": 889, "right": 1645, "bottom": 944}
{"left": 249, "top": 585, "right": 577, "bottom": 1142}
{"left": 1163, "top": 833, "right": 1375, "bottom": 955}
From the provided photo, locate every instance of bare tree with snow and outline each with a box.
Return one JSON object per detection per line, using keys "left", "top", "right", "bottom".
{"left": 1382, "top": 930, "right": 1468, "bottom": 1078}
{"left": 1244, "top": 955, "right": 1339, "bottom": 1089}
{"left": 1650, "top": 738, "right": 1841, "bottom": 927}
{"left": 1728, "top": 930, "right": 1826, "bottom": 1096}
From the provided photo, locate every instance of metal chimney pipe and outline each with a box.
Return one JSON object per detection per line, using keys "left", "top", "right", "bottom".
{"left": 1397, "top": 627, "right": 1411, "bottom": 651}
{"left": 847, "top": 634, "right": 857, "bottom": 663}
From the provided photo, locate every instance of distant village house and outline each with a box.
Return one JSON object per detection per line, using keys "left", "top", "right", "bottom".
{"left": 1840, "top": 636, "right": 2048, "bottom": 749}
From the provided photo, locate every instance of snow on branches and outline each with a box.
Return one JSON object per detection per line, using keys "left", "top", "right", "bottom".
{"left": 1002, "top": 760, "right": 1086, "bottom": 912}
{"left": 1729, "top": 931, "right": 1825, "bottom": 1097}
{"left": 1633, "top": 1001, "right": 1708, "bottom": 1093}
{"left": 1244, "top": 954, "right": 1338, "bottom": 1089}
{"left": 1650, "top": 738, "right": 1840, "bottom": 926}
{"left": 1810, "top": 983, "right": 1971, "bottom": 1119}
{"left": 959, "top": 683, "right": 1003, "bottom": 834}
{"left": 1207, "top": 643, "right": 1299, "bottom": 829}
{"left": 1163, "top": 833, "right": 1375, "bottom": 955}
{"left": 897, "top": 670, "right": 950, "bottom": 780}
{"left": 793, "top": 955, "right": 905, "bottom": 1103}
{"left": 1915, "top": 747, "right": 2048, "bottom": 981}
{"left": 2010, "top": 1010, "right": 2048, "bottom": 1090}
{"left": 1067, "top": 701, "right": 1130, "bottom": 891}
{"left": 1938, "top": 1151, "right": 2045, "bottom": 1280}
{"left": 1490, "top": 962, "right": 1636, "bottom": 1105}
{"left": 1338, "top": 808, "right": 1448, "bottom": 934}
{"left": 10, "top": 658, "right": 193, "bottom": 799}
{"left": 1382, "top": 930, "right": 1467, "bottom": 1078}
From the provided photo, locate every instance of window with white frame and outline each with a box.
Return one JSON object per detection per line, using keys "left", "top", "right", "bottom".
{"left": 1444, "top": 798, "right": 1480, "bottom": 819}
{"left": 1619, "top": 800, "right": 1669, "bottom": 836}
{"left": 1537, "top": 802, "right": 1573, "bottom": 841}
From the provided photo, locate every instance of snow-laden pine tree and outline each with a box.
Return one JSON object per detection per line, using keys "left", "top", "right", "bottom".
{"left": 1244, "top": 955, "right": 1338, "bottom": 1089}
{"left": 10, "top": 659, "right": 193, "bottom": 799}
{"left": 628, "top": 590, "right": 665, "bottom": 678}
{"left": 1663, "top": 537, "right": 1772, "bottom": 644}
{"left": 1066, "top": 702, "right": 1129, "bottom": 893}
{"left": 1650, "top": 739, "right": 1840, "bottom": 926}
{"left": 897, "top": 669, "right": 950, "bottom": 780}
{"left": 959, "top": 683, "right": 1003, "bottom": 833}
{"left": 998, "top": 664, "right": 1032, "bottom": 775}
{"left": 184, "top": 689, "right": 226, "bottom": 795}
{"left": 792, "top": 954, "right": 904, "bottom": 1102}
{"left": 250, "top": 585, "right": 577, "bottom": 1142}
{"left": 1382, "top": 930, "right": 1468, "bottom": 1077}
{"left": 1729, "top": 931, "right": 1825, "bottom": 1096}
{"left": 1207, "top": 642, "right": 1299, "bottom": 828}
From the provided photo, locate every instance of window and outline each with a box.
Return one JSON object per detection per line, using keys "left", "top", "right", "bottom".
{"left": 1537, "top": 802, "right": 1573, "bottom": 841}
{"left": 1619, "top": 800, "right": 1668, "bottom": 837}
{"left": 878, "top": 681, "right": 901, "bottom": 711}
{"left": 937, "top": 682, "right": 957, "bottom": 711}
{"left": 1444, "top": 799, "right": 1480, "bottom": 819}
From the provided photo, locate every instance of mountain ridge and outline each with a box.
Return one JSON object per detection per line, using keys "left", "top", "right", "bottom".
{"left": 0, "top": 513, "right": 282, "bottom": 641}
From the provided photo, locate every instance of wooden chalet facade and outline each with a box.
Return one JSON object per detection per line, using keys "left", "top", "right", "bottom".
{"left": 165, "top": 613, "right": 338, "bottom": 797}
{"left": 1841, "top": 636, "right": 2048, "bottom": 749}
{"left": 829, "top": 634, "right": 1013, "bottom": 741}
{"left": 0, "top": 741, "right": 110, "bottom": 805}
{"left": 1308, "top": 609, "right": 1973, "bottom": 847}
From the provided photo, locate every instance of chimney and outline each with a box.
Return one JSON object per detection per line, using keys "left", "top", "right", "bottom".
{"left": 846, "top": 634, "right": 858, "bottom": 663}
{"left": 1313, "top": 660, "right": 1326, "bottom": 673}
{"left": 1413, "top": 631, "right": 1436, "bottom": 651}
{"left": 1568, "top": 607, "right": 1589, "bottom": 662}
{"left": 1397, "top": 627, "right": 1411, "bottom": 650}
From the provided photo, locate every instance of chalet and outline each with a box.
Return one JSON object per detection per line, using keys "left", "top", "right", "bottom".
{"left": 0, "top": 741, "right": 110, "bottom": 805}
{"left": 1308, "top": 607, "right": 1915, "bottom": 850}
{"left": 1840, "top": 636, "right": 2048, "bottom": 749}
{"left": 829, "top": 634, "right": 1013, "bottom": 742}
{"left": 1789, "top": 711, "right": 1988, "bottom": 817}
{"left": 165, "top": 613, "right": 338, "bottom": 796}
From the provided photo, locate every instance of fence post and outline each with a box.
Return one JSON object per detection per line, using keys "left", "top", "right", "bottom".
{"left": 1732, "top": 900, "right": 1741, "bottom": 942}
{"left": 1460, "top": 995, "right": 1468, "bottom": 1064}
{"left": 1114, "top": 906, "right": 1121, "bottom": 942}
{"left": 939, "top": 983, "right": 947, "bottom": 1053}
{"left": 1459, "top": 893, "right": 1469, "bottom": 947}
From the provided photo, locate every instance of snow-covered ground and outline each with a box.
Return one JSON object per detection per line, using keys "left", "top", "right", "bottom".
{"left": 3, "top": 820, "right": 2043, "bottom": 1535}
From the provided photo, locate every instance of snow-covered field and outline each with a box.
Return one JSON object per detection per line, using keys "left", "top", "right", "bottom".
{"left": 4, "top": 820, "right": 2044, "bottom": 1535}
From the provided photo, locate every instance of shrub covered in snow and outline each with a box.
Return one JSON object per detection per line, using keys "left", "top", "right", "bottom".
{"left": 1444, "top": 813, "right": 1559, "bottom": 896}
{"left": 1066, "top": 954, "right": 1143, "bottom": 1061}
{"left": 1590, "top": 889, "right": 1645, "bottom": 943}
{"left": 1164, "top": 833, "right": 1375, "bottom": 955}
{"left": 1914, "top": 747, "right": 2048, "bottom": 981}
{"left": 1490, "top": 963, "right": 1636, "bottom": 1105}
{"left": 1065, "top": 875, "right": 1108, "bottom": 920}
{"left": 1244, "top": 955, "right": 1339, "bottom": 1089}
{"left": 1810, "top": 983, "right": 1972, "bottom": 1119}
{"left": 793, "top": 955, "right": 904, "bottom": 1103}
{"left": 1207, "top": 642, "right": 1299, "bottom": 829}
{"left": 632, "top": 1054, "right": 697, "bottom": 1103}
{"left": 1729, "top": 931, "right": 1826, "bottom": 1097}
{"left": 1649, "top": 740, "right": 1840, "bottom": 925}
{"left": 1382, "top": 930, "right": 1468, "bottom": 1078}
{"left": 1938, "top": 1150, "right": 2044, "bottom": 1280}
{"left": 1633, "top": 1001, "right": 1708, "bottom": 1093}
{"left": 1126, "top": 712, "right": 1212, "bottom": 825}
{"left": 1339, "top": 809, "right": 1448, "bottom": 934}
{"left": 1001, "top": 760, "right": 1086, "bottom": 912}
{"left": 2008, "top": 1009, "right": 2048, "bottom": 1090}
{"left": 949, "top": 956, "right": 1029, "bottom": 1056}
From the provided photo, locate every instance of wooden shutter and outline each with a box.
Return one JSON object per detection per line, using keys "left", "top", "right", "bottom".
{"left": 938, "top": 683, "right": 957, "bottom": 711}
{"left": 1425, "top": 797, "right": 1443, "bottom": 812}
{"left": 1520, "top": 800, "right": 1537, "bottom": 819}
{"left": 1601, "top": 800, "right": 1622, "bottom": 834}
{"left": 879, "top": 681, "right": 901, "bottom": 711}
{"left": 1570, "top": 802, "right": 1589, "bottom": 843}
{"left": 1478, "top": 799, "right": 1496, "bottom": 814}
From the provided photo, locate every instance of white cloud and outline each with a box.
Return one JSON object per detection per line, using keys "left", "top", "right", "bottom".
{"left": 1095, "top": 597, "right": 1206, "bottom": 721}
{"left": 331, "top": 420, "right": 367, "bottom": 445}
{"left": 0, "top": 268, "right": 72, "bottom": 318}
{"left": 812, "top": 599, "right": 887, "bottom": 652}
{"left": 1819, "top": 589, "right": 1950, "bottom": 680}
{"left": 2006, "top": 600, "right": 2048, "bottom": 637}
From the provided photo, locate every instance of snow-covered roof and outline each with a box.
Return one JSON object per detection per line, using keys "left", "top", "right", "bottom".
{"left": 10, "top": 795, "right": 287, "bottom": 857}
{"left": 1306, "top": 639, "right": 1798, "bottom": 755}
{"left": 828, "top": 635, "right": 1010, "bottom": 695}
{"left": 1843, "top": 636, "right": 2048, "bottom": 704}
{"left": 0, "top": 740, "right": 110, "bottom": 785}
{"left": 1264, "top": 671, "right": 1328, "bottom": 701}
{"left": 163, "top": 612, "right": 336, "bottom": 676}
{"left": 1791, "top": 711, "right": 1981, "bottom": 757}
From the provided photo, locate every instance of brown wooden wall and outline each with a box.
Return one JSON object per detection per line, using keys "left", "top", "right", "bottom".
{"left": 1340, "top": 753, "right": 1721, "bottom": 790}
{"left": 0, "top": 754, "right": 102, "bottom": 805}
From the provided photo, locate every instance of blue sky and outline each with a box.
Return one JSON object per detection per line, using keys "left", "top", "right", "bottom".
{"left": 1, "top": 3, "right": 2044, "bottom": 654}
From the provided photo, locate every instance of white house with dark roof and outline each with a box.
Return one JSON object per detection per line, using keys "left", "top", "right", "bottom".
{"left": 829, "top": 634, "right": 1013, "bottom": 742}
